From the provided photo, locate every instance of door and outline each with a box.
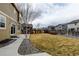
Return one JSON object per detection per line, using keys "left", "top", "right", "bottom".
{"left": 11, "top": 24, "right": 16, "bottom": 35}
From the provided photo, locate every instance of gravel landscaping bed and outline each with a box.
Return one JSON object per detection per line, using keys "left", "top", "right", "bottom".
{"left": 18, "top": 39, "right": 42, "bottom": 55}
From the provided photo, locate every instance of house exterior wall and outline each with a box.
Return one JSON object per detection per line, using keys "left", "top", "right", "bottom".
{"left": 55, "top": 25, "right": 63, "bottom": 30}
{"left": 55, "top": 24, "right": 67, "bottom": 34}
{"left": 67, "top": 22, "right": 79, "bottom": 35}
{"left": 48, "top": 26, "right": 55, "bottom": 31}
{"left": 67, "top": 23, "right": 79, "bottom": 31}
{"left": 0, "top": 3, "right": 18, "bottom": 41}
{"left": 0, "top": 3, "right": 18, "bottom": 22}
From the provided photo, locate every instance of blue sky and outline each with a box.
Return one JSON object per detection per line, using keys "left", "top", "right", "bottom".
{"left": 29, "top": 3, "right": 79, "bottom": 28}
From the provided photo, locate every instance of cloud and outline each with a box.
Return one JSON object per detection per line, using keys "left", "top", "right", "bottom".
{"left": 32, "top": 3, "right": 79, "bottom": 28}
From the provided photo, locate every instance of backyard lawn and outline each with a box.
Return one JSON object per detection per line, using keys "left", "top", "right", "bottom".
{"left": 30, "top": 33, "right": 79, "bottom": 56}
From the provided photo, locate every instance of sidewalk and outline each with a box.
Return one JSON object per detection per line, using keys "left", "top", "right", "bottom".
{"left": 0, "top": 34, "right": 25, "bottom": 56}
{"left": 0, "top": 34, "right": 51, "bottom": 56}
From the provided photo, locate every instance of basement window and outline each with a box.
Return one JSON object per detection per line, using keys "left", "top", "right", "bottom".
{"left": 0, "top": 14, "right": 6, "bottom": 29}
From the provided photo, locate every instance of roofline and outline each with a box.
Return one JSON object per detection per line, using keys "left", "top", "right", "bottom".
{"left": 11, "top": 3, "right": 20, "bottom": 22}
{"left": 11, "top": 3, "right": 19, "bottom": 13}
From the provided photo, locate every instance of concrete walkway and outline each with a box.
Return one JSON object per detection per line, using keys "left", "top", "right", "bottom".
{"left": 0, "top": 34, "right": 25, "bottom": 56}
{"left": 0, "top": 34, "right": 51, "bottom": 56}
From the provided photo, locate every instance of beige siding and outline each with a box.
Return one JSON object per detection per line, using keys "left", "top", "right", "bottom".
{"left": 0, "top": 3, "right": 18, "bottom": 41}
{"left": 0, "top": 3, "right": 18, "bottom": 22}
{"left": 0, "top": 15, "right": 17, "bottom": 41}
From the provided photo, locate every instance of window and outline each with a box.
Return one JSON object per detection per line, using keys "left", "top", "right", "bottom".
{"left": 75, "top": 22, "right": 77, "bottom": 25}
{"left": 71, "top": 28, "right": 75, "bottom": 32}
{"left": 0, "top": 14, "right": 6, "bottom": 29}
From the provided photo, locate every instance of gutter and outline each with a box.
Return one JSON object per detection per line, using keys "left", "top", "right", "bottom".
{"left": 11, "top": 3, "right": 19, "bottom": 23}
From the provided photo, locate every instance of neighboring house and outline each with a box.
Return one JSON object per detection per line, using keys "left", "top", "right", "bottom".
{"left": 48, "top": 26, "right": 57, "bottom": 34}
{"left": 0, "top": 3, "right": 23, "bottom": 41}
{"left": 26, "top": 24, "right": 33, "bottom": 34}
{"left": 67, "top": 20, "right": 79, "bottom": 35}
{"left": 21, "top": 23, "right": 26, "bottom": 34}
{"left": 21, "top": 23, "right": 33, "bottom": 34}
{"left": 48, "top": 26, "right": 55, "bottom": 31}
{"left": 55, "top": 24, "right": 67, "bottom": 34}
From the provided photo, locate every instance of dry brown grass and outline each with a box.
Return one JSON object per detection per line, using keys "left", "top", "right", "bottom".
{"left": 30, "top": 33, "right": 79, "bottom": 56}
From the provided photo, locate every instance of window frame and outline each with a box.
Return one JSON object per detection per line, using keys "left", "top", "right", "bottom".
{"left": 0, "top": 14, "right": 6, "bottom": 29}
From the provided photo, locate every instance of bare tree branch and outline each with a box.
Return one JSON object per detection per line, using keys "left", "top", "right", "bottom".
{"left": 15, "top": 3, "right": 42, "bottom": 24}
{"left": 24, "top": 3, "right": 42, "bottom": 24}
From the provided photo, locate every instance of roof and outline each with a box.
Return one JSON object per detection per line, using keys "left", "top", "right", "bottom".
{"left": 55, "top": 19, "right": 79, "bottom": 27}
{"left": 11, "top": 3, "right": 19, "bottom": 13}
{"left": 68, "top": 19, "right": 79, "bottom": 24}
{"left": 48, "top": 25, "right": 55, "bottom": 27}
{"left": 55, "top": 23, "right": 67, "bottom": 27}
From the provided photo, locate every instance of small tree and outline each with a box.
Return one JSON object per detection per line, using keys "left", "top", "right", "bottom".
{"left": 15, "top": 3, "right": 42, "bottom": 34}
{"left": 22, "top": 3, "right": 42, "bottom": 24}
{"left": 15, "top": 3, "right": 42, "bottom": 23}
